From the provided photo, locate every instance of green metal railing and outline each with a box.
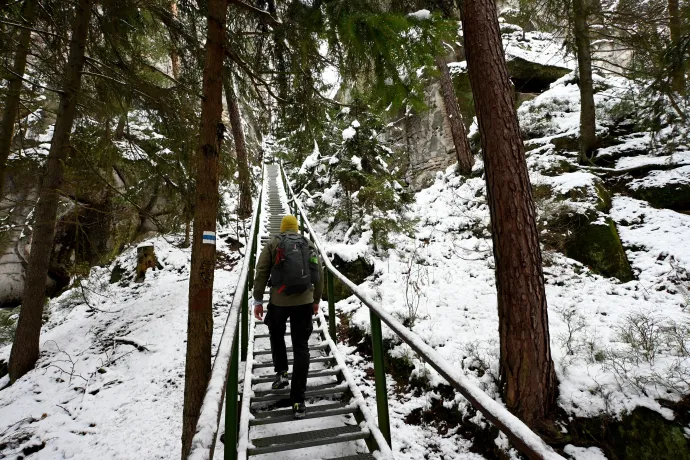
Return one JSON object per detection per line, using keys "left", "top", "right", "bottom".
{"left": 187, "top": 170, "right": 264, "bottom": 460}
{"left": 279, "top": 163, "right": 565, "bottom": 460}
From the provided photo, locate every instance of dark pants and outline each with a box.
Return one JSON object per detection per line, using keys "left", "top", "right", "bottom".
{"left": 265, "top": 303, "right": 313, "bottom": 403}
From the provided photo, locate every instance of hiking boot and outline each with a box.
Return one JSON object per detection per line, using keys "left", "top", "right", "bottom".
{"left": 272, "top": 371, "right": 289, "bottom": 390}
{"left": 292, "top": 402, "right": 306, "bottom": 419}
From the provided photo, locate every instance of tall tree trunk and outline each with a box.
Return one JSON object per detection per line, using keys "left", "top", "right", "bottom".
{"left": 669, "top": 0, "right": 685, "bottom": 94}
{"left": 223, "top": 69, "right": 253, "bottom": 219}
{"left": 435, "top": 55, "right": 474, "bottom": 175}
{"left": 460, "top": 0, "right": 557, "bottom": 426}
{"left": 180, "top": 0, "right": 228, "bottom": 458}
{"left": 8, "top": 0, "right": 93, "bottom": 383}
{"left": 0, "top": 0, "right": 38, "bottom": 199}
{"left": 572, "top": 0, "right": 597, "bottom": 164}
{"left": 170, "top": 0, "right": 181, "bottom": 79}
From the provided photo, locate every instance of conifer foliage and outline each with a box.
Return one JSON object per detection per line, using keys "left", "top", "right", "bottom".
{"left": 295, "top": 105, "right": 414, "bottom": 251}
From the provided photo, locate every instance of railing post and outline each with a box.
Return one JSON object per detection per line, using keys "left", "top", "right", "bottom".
{"left": 327, "top": 270, "right": 337, "bottom": 342}
{"left": 299, "top": 212, "right": 304, "bottom": 236}
{"left": 241, "top": 288, "right": 248, "bottom": 361}
{"left": 225, "top": 330, "right": 239, "bottom": 460}
{"left": 370, "top": 310, "right": 392, "bottom": 448}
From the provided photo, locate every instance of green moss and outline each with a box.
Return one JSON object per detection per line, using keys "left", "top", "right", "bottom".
{"left": 451, "top": 72, "right": 475, "bottom": 130}
{"left": 322, "top": 255, "right": 375, "bottom": 303}
{"left": 595, "top": 182, "right": 613, "bottom": 213}
{"left": 631, "top": 183, "right": 690, "bottom": 212}
{"left": 0, "top": 307, "right": 19, "bottom": 348}
{"left": 573, "top": 408, "right": 690, "bottom": 460}
{"left": 564, "top": 218, "right": 634, "bottom": 282}
{"left": 612, "top": 408, "right": 690, "bottom": 459}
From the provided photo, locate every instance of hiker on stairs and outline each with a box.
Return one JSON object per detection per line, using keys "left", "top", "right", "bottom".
{"left": 252, "top": 215, "right": 324, "bottom": 420}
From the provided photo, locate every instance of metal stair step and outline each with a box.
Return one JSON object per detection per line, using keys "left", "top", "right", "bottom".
{"left": 325, "top": 455, "right": 377, "bottom": 460}
{"left": 251, "top": 383, "right": 347, "bottom": 402}
{"left": 253, "top": 355, "right": 335, "bottom": 369}
{"left": 254, "top": 330, "right": 321, "bottom": 339}
{"left": 247, "top": 425, "right": 367, "bottom": 456}
{"left": 254, "top": 382, "right": 341, "bottom": 397}
{"left": 250, "top": 403, "right": 355, "bottom": 426}
{"left": 252, "top": 369, "right": 341, "bottom": 384}
{"left": 253, "top": 402, "right": 347, "bottom": 419}
{"left": 254, "top": 343, "right": 328, "bottom": 356}
{"left": 255, "top": 316, "right": 319, "bottom": 326}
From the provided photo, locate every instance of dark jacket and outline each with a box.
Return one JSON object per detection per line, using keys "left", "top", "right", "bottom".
{"left": 252, "top": 230, "right": 324, "bottom": 306}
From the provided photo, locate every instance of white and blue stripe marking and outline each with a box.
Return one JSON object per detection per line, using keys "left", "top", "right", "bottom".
{"left": 202, "top": 231, "right": 216, "bottom": 245}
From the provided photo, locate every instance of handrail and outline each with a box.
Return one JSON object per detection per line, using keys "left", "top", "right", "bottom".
{"left": 280, "top": 162, "right": 565, "bottom": 460}
{"left": 187, "top": 176, "right": 265, "bottom": 460}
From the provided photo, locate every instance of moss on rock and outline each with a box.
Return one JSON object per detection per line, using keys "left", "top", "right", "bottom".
{"left": 322, "top": 255, "right": 374, "bottom": 303}
{"left": 570, "top": 407, "right": 690, "bottom": 460}
{"left": 612, "top": 408, "right": 690, "bottom": 459}
{"left": 451, "top": 71, "right": 475, "bottom": 130}
{"left": 631, "top": 182, "right": 690, "bottom": 212}
{"left": 564, "top": 217, "right": 634, "bottom": 282}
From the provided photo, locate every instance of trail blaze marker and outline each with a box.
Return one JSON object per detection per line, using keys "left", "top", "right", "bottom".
{"left": 202, "top": 231, "right": 216, "bottom": 245}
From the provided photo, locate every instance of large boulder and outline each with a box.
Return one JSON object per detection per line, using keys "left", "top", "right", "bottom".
{"left": 535, "top": 176, "right": 634, "bottom": 282}
{"left": 506, "top": 57, "right": 571, "bottom": 93}
{"left": 563, "top": 216, "right": 634, "bottom": 282}
{"left": 628, "top": 166, "right": 690, "bottom": 212}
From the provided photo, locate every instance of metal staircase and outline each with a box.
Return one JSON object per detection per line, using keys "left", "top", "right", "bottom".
{"left": 187, "top": 162, "right": 566, "bottom": 460}
{"left": 236, "top": 163, "right": 390, "bottom": 460}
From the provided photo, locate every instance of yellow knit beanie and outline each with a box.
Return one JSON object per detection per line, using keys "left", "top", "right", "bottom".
{"left": 280, "top": 215, "right": 299, "bottom": 232}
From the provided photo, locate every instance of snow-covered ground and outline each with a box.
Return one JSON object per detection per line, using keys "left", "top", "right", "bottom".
{"left": 0, "top": 235, "right": 242, "bottom": 459}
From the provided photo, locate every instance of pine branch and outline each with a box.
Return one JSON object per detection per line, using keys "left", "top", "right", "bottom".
{"left": 0, "top": 18, "right": 62, "bottom": 38}
{"left": 227, "top": 0, "right": 280, "bottom": 27}
{"left": 0, "top": 64, "right": 65, "bottom": 94}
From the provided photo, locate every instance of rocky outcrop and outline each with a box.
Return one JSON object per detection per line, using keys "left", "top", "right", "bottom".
{"left": 628, "top": 166, "right": 690, "bottom": 211}
{"left": 388, "top": 81, "right": 460, "bottom": 191}
{"left": 535, "top": 177, "right": 634, "bottom": 281}
{"left": 398, "top": 55, "right": 569, "bottom": 191}
{"left": 0, "top": 166, "right": 142, "bottom": 308}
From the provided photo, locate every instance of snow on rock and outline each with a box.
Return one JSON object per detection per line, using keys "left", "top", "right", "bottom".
{"left": 547, "top": 171, "right": 598, "bottom": 195}
{"left": 628, "top": 165, "right": 690, "bottom": 190}
{"left": 564, "top": 445, "right": 608, "bottom": 460}
{"left": 330, "top": 165, "right": 690, "bottom": 437}
{"left": 0, "top": 236, "right": 242, "bottom": 459}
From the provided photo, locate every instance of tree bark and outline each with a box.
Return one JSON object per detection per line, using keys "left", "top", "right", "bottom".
{"left": 8, "top": 0, "right": 93, "bottom": 383}
{"left": 572, "top": 0, "right": 597, "bottom": 164}
{"left": 435, "top": 55, "right": 474, "bottom": 175}
{"left": 669, "top": 0, "right": 685, "bottom": 94}
{"left": 170, "top": 0, "right": 181, "bottom": 79}
{"left": 180, "top": 0, "right": 228, "bottom": 458}
{"left": 223, "top": 69, "right": 253, "bottom": 219}
{"left": 460, "top": 0, "right": 557, "bottom": 426}
{"left": 0, "top": 0, "right": 38, "bottom": 199}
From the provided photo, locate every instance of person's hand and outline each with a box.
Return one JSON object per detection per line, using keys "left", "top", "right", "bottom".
{"left": 313, "top": 303, "right": 319, "bottom": 316}
{"left": 253, "top": 300, "right": 264, "bottom": 321}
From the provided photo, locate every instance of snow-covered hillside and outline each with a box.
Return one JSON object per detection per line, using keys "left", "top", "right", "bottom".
{"left": 0, "top": 235, "right": 242, "bottom": 459}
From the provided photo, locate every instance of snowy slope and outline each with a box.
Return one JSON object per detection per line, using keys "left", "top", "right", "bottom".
{"left": 0, "top": 235, "right": 242, "bottom": 459}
